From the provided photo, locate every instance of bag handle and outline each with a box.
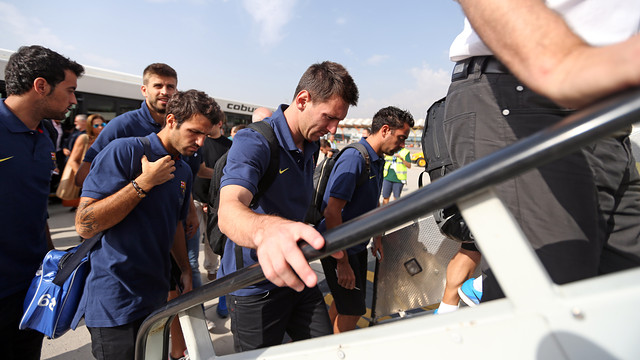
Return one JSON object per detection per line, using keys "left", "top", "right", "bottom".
{"left": 52, "top": 232, "right": 101, "bottom": 286}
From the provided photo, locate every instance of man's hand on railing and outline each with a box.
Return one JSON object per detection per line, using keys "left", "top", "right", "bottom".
{"left": 254, "top": 218, "right": 339, "bottom": 292}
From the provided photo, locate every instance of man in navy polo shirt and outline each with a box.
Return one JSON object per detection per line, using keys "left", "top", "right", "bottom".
{"left": 0, "top": 45, "right": 84, "bottom": 360}
{"left": 218, "top": 61, "right": 359, "bottom": 351}
{"left": 75, "top": 63, "right": 179, "bottom": 184}
{"left": 74, "top": 90, "right": 219, "bottom": 360}
{"left": 320, "top": 106, "right": 413, "bottom": 333}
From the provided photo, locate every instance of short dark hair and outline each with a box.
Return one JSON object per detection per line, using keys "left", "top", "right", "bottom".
{"left": 166, "top": 90, "right": 220, "bottom": 127}
{"left": 4, "top": 45, "right": 84, "bottom": 96}
{"left": 231, "top": 124, "right": 247, "bottom": 132}
{"left": 143, "top": 63, "right": 177, "bottom": 85}
{"left": 293, "top": 61, "right": 359, "bottom": 106}
{"left": 371, "top": 107, "right": 414, "bottom": 134}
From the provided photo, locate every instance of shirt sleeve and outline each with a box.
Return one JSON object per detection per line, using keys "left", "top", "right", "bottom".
{"left": 220, "top": 128, "right": 272, "bottom": 196}
{"left": 82, "top": 139, "right": 139, "bottom": 200}
{"left": 325, "top": 149, "right": 364, "bottom": 202}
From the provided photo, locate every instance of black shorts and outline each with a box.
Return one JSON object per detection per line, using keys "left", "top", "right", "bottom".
{"left": 320, "top": 249, "right": 368, "bottom": 316}
{"left": 461, "top": 242, "right": 478, "bottom": 252}
{"left": 227, "top": 286, "right": 331, "bottom": 352}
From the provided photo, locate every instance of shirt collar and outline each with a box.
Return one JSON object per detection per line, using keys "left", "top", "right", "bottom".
{"left": 146, "top": 132, "right": 182, "bottom": 161}
{"left": 0, "top": 99, "right": 45, "bottom": 134}
{"left": 269, "top": 104, "right": 319, "bottom": 161}
{"left": 360, "top": 137, "right": 383, "bottom": 163}
{"left": 140, "top": 101, "right": 163, "bottom": 128}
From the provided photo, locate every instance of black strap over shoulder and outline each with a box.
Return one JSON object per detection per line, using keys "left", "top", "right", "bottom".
{"left": 52, "top": 232, "right": 101, "bottom": 286}
{"left": 341, "top": 143, "right": 370, "bottom": 186}
{"left": 138, "top": 136, "right": 152, "bottom": 155}
{"left": 247, "top": 121, "right": 280, "bottom": 207}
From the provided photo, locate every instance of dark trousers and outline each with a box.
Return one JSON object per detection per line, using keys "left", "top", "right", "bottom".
{"left": 444, "top": 58, "right": 640, "bottom": 301}
{"left": 228, "top": 286, "right": 332, "bottom": 352}
{"left": 0, "top": 289, "right": 44, "bottom": 360}
{"left": 87, "top": 317, "right": 145, "bottom": 360}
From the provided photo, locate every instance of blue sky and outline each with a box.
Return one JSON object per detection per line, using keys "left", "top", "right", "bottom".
{"left": 0, "top": 0, "right": 465, "bottom": 119}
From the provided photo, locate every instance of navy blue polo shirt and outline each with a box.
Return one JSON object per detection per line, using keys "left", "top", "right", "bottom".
{"left": 83, "top": 101, "right": 201, "bottom": 175}
{"left": 83, "top": 101, "right": 161, "bottom": 163}
{"left": 0, "top": 100, "right": 55, "bottom": 299}
{"left": 76, "top": 133, "right": 191, "bottom": 327}
{"left": 318, "top": 138, "right": 384, "bottom": 254}
{"left": 218, "top": 105, "right": 318, "bottom": 296}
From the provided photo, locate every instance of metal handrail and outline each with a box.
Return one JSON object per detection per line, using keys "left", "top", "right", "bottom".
{"left": 135, "top": 87, "right": 640, "bottom": 359}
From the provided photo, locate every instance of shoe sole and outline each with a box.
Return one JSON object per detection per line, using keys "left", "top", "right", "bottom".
{"left": 458, "top": 286, "right": 480, "bottom": 307}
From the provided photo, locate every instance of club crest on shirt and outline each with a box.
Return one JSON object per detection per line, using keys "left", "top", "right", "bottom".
{"left": 180, "top": 181, "right": 186, "bottom": 195}
{"left": 51, "top": 152, "right": 56, "bottom": 161}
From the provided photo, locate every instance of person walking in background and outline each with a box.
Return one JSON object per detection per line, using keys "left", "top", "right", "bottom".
{"left": 63, "top": 113, "right": 87, "bottom": 158}
{"left": 0, "top": 45, "right": 84, "bottom": 360}
{"left": 56, "top": 114, "right": 106, "bottom": 208}
{"left": 381, "top": 146, "right": 411, "bottom": 204}
{"left": 320, "top": 106, "right": 413, "bottom": 333}
{"left": 252, "top": 106, "right": 272, "bottom": 122}
{"left": 228, "top": 124, "right": 246, "bottom": 140}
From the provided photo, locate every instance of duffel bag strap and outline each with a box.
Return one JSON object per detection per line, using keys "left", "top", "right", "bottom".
{"left": 52, "top": 232, "right": 101, "bottom": 286}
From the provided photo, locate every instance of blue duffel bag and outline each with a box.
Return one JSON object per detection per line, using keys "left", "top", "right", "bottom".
{"left": 19, "top": 233, "right": 100, "bottom": 339}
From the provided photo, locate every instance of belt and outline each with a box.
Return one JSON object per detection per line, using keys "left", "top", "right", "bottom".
{"left": 452, "top": 56, "right": 510, "bottom": 81}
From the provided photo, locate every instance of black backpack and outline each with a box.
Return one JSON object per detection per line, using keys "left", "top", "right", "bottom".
{"left": 304, "top": 143, "right": 370, "bottom": 226}
{"left": 418, "top": 97, "right": 452, "bottom": 187}
{"left": 418, "top": 97, "right": 474, "bottom": 244}
{"left": 206, "top": 121, "right": 280, "bottom": 257}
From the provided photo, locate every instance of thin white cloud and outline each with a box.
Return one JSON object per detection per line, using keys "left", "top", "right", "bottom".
{"left": 336, "top": 17, "right": 347, "bottom": 25}
{"left": 366, "top": 54, "right": 390, "bottom": 66}
{"left": 349, "top": 63, "right": 450, "bottom": 119}
{"left": 243, "top": 0, "right": 297, "bottom": 47}
{"left": 0, "top": 2, "right": 124, "bottom": 68}
{"left": 0, "top": 2, "right": 70, "bottom": 51}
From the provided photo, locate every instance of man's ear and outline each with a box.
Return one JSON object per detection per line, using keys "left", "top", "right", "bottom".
{"left": 295, "top": 90, "right": 310, "bottom": 111}
{"left": 33, "top": 77, "right": 49, "bottom": 96}
{"left": 380, "top": 124, "right": 391, "bottom": 137}
{"left": 165, "top": 113, "right": 176, "bottom": 128}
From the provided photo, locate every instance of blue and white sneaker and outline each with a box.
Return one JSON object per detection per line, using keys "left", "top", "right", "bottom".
{"left": 458, "top": 278, "right": 482, "bottom": 307}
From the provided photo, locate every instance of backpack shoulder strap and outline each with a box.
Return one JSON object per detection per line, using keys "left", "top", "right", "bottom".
{"left": 342, "top": 143, "right": 370, "bottom": 187}
{"left": 246, "top": 121, "right": 280, "bottom": 205}
{"left": 138, "top": 136, "right": 152, "bottom": 155}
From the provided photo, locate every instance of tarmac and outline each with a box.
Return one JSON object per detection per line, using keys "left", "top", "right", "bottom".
{"left": 41, "top": 150, "right": 428, "bottom": 359}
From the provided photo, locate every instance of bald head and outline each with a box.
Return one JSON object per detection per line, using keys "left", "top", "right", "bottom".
{"left": 252, "top": 107, "right": 273, "bottom": 122}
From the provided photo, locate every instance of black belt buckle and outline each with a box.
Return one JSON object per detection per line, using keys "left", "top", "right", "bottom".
{"left": 452, "top": 58, "right": 471, "bottom": 81}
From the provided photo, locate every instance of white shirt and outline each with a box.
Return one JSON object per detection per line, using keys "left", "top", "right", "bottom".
{"left": 450, "top": 0, "right": 640, "bottom": 61}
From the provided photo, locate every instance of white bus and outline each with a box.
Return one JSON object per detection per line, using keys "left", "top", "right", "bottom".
{"left": 0, "top": 48, "right": 271, "bottom": 134}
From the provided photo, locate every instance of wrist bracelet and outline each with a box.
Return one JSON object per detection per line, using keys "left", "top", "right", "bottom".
{"left": 131, "top": 180, "right": 147, "bottom": 198}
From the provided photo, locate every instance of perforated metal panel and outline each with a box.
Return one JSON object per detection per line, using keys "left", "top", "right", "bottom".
{"left": 372, "top": 216, "right": 462, "bottom": 320}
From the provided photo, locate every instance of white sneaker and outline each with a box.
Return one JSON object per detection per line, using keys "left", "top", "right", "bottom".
{"left": 207, "top": 319, "right": 216, "bottom": 331}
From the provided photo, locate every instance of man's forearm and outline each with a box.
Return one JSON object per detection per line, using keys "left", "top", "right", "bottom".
{"left": 459, "top": 0, "right": 640, "bottom": 108}
{"left": 75, "top": 183, "right": 142, "bottom": 238}
{"left": 219, "top": 196, "right": 281, "bottom": 248}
